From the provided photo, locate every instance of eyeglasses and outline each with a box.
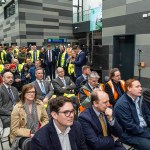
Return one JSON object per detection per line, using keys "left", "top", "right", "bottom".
{"left": 58, "top": 109, "right": 75, "bottom": 117}
{"left": 26, "top": 91, "right": 35, "bottom": 94}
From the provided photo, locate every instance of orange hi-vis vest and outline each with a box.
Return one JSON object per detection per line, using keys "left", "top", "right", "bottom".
{"left": 107, "top": 80, "right": 125, "bottom": 100}
{"left": 78, "top": 83, "right": 105, "bottom": 112}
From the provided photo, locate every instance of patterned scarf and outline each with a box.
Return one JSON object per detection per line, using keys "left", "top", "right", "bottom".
{"left": 24, "top": 101, "right": 39, "bottom": 134}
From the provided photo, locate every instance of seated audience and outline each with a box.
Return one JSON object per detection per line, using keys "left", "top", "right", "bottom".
{"left": 75, "top": 65, "right": 91, "bottom": 94}
{"left": 21, "top": 64, "right": 30, "bottom": 85}
{"left": 79, "top": 90, "right": 126, "bottom": 150}
{"left": 79, "top": 71, "right": 104, "bottom": 112}
{"left": 105, "top": 68, "right": 125, "bottom": 106}
{"left": 0, "top": 72, "right": 19, "bottom": 128}
{"left": 114, "top": 79, "right": 150, "bottom": 150}
{"left": 10, "top": 84, "right": 49, "bottom": 149}
{"left": 30, "top": 96, "right": 87, "bottom": 150}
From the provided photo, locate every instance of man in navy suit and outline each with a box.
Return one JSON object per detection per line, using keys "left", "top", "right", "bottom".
{"left": 115, "top": 79, "right": 150, "bottom": 150}
{"left": 44, "top": 44, "right": 56, "bottom": 81}
{"left": 30, "top": 96, "right": 88, "bottom": 150}
{"left": 72, "top": 45, "right": 86, "bottom": 78}
{"left": 78, "top": 90, "right": 126, "bottom": 150}
{"left": 75, "top": 65, "right": 91, "bottom": 94}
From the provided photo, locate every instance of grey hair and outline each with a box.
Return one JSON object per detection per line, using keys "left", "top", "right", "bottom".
{"left": 88, "top": 71, "right": 100, "bottom": 79}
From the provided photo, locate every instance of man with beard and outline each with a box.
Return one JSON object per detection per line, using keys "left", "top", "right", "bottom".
{"left": 0, "top": 72, "right": 19, "bottom": 128}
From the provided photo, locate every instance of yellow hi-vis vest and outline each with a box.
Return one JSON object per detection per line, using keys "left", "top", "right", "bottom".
{"left": 0, "top": 64, "right": 4, "bottom": 73}
{"left": 17, "top": 64, "right": 23, "bottom": 73}
{"left": 61, "top": 52, "right": 67, "bottom": 67}
{"left": 68, "top": 63, "right": 74, "bottom": 75}
{"left": 0, "top": 51, "right": 5, "bottom": 64}
{"left": 13, "top": 48, "right": 19, "bottom": 58}
{"left": 29, "top": 50, "right": 40, "bottom": 62}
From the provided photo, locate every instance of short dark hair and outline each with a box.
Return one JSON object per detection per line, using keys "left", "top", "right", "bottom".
{"left": 82, "top": 65, "right": 90, "bottom": 72}
{"left": 72, "top": 45, "right": 80, "bottom": 50}
{"left": 50, "top": 96, "right": 72, "bottom": 113}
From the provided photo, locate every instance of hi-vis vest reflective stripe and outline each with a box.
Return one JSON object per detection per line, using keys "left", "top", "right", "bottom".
{"left": 60, "top": 52, "right": 67, "bottom": 67}
{"left": 107, "top": 80, "right": 125, "bottom": 100}
{"left": 29, "top": 50, "right": 40, "bottom": 62}
{"left": 0, "top": 64, "right": 4, "bottom": 73}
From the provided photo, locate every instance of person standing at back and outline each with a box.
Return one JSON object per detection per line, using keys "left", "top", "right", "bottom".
{"left": 72, "top": 45, "right": 86, "bottom": 78}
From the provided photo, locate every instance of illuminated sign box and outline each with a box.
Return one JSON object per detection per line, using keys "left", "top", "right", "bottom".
{"left": 90, "top": 7, "right": 102, "bottom": 31}
{"left": 47, "top": 38, "right": 67, "bottom": 43}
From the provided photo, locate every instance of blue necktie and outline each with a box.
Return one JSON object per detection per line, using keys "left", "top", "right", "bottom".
{"left": 62, "top": 78, "right": 66, "bottom": 86}
{"left": 40, "top": 81, "right": 46, "bottom": 96}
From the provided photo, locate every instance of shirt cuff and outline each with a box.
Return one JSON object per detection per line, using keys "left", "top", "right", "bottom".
{"left": 108, "top": 118, "right": 115, "bottom": 126}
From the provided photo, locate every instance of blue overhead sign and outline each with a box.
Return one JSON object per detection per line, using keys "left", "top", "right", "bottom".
{"left": 47, "top": 38, "right": 67, "bottom": 43}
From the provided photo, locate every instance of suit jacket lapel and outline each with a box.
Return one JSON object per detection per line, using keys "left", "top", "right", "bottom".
{"left": 69, "top": 127, "right": 77, "bottom": 150}
{"left": 49, "top": 120, "right": 62, "bottom": 150}
{"left": 34, "top": 81, "right": 42, "bottom": 94}
{"left": 57, "top": 77, "right": 64, "bottom": 86}
{"left": 1, "top": 84, "right": 9, "bottom": 95}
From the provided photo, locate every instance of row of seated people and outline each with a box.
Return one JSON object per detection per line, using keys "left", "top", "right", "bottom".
{"left": 1, "top": 66, "right": 150, "bottom": 150}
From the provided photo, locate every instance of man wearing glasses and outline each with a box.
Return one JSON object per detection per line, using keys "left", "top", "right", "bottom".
{"left": 78, "top": 90, "right": 126, "bottom": 150}
{"left": 79, "top": 71, "right": 104, "bottom": 112}
{"left": 30, "top": 96, "right": 87, "bottom": 150}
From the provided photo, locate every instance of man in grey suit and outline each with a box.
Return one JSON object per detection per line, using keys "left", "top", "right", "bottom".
{"left": 31, "top": 67, "right": 54, "bottom": 105}
{"left": 0, "top": 72, "right": 19, "bottom": 128}
{"left": 52, "top": 67, "right": 79, "bottom": 116}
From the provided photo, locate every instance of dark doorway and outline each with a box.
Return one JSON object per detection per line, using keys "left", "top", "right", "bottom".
{"left": 113, "top": 35, "right": 135, "bottom": 80}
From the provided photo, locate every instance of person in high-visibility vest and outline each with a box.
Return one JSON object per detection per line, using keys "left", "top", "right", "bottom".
{"left": 79, "top": 71, "right": 104, "bottom": 112}
{"left": 57, "top": 45, "right": 69, "bottom": 76}
{"left": 29, "top": 45, "right": 40, "bottom": 63}
{"left": 11, "top": 58, "right": 23, "bottom": 73}
{"left": 105, "top": 68, "right": 125, "bottom": 106}
{"left": 0, "top": 46, "right": 6, "bottom": 64}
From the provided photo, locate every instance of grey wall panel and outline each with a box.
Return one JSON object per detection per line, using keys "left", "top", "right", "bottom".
{"left": 103, "top": 0, "right": 126, "bottom": 10}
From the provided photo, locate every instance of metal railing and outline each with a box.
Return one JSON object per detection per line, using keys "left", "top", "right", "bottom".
{"left": 73, "top": 9, "right": 90, "bottom": 23}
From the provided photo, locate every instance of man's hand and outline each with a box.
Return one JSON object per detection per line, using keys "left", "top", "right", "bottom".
{"left": 105, "top": 107, "right": 113, "bottom": 121}
{"left": 43, "top": 97, "right": 49, "bottom": 104}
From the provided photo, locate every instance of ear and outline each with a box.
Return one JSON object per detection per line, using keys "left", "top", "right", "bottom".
{"left": 51, "top": 111, "right": 58, "bottom": 120}
{"left": 93, "top": 101, "right": 98, "bottom": 108}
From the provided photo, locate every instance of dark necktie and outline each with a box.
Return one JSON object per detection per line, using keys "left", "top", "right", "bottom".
{"left": 99, "top": 113, "right": 108, "bottom": 136}
{"left": 33, "top": 51, "right": 36, "bottom": 62}
{"left": 116, "top": 85, "right": 122, "bottom": 97}
{"left": 48, "top": 50, "right": 52, "bottom": 62}
{"left": 8, "top": 87, "right": 14, "bottom": 104}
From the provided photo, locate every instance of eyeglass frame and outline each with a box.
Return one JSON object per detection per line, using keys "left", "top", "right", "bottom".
{"left": 58, "top": 109, "right": 75, "bottom": 117}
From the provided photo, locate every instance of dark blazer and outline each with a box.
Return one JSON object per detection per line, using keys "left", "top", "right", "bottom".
{"left": 114, "top": 93, "right": 150, "bottom": 142}
{"left": 30, "top": 119, "right": 88, "bottom": 150}
{"left": 0, "top": 84, "right": 19, "bottom": 127}
{"left": 44, "top": 50, "right": 56, "bottom": 65}
{"left": 6, "top": 53, "right": 13, "bottom": 63}
{"left": 78, "top": 105, "right": 123, "bottom": 150}
{"left": 75, "top": 51, "right": 86, "bottom": 78}
{"left": 52, "top": 76, "right": 76, "bottom": 96}
{"left": 31, "top": 80, "right": 54, "bottom": 100}
{"left": 75, "top": 75, "right": 87, "bottom": 94}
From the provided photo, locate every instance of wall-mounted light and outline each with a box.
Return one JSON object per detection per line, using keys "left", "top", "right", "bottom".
{"left": 143, "top": 14, "right": 148, "bottom": 18}
{"left": 74, "top": 26, "right": 79, "bottom": 30}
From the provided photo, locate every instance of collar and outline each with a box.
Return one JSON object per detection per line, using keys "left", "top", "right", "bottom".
{"left": 78, "top": 50, "right": 82, "bottom": 55}
{"left": 36, "top": 79, "right": 44, "bottom": 83}
{"left": 59, "top": 77, "right": 65, "bottom": 80}
{"left": 92, "top": 105, "right": 100, "bottom": 117}
{"left": 3, "top": 83, "right": 10, "bottom": 89}
{"left": 88, "top": 83, "right": 94, "bottom": 90}
{"left": 127, "top": 93, "right": 139, "bottom": 102}
{"left": 82, "top": 74, "right": 87, "bottom": 80}
{"left": 53, "top": 120, "right": 71, "bottom": 135}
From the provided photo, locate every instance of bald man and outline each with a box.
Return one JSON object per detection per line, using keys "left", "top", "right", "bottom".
{"left": 0, "top": 72, "right": 19, "bottom": 127}
{"left": 78, "top": 90, "right": 126, "bottom": 150}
